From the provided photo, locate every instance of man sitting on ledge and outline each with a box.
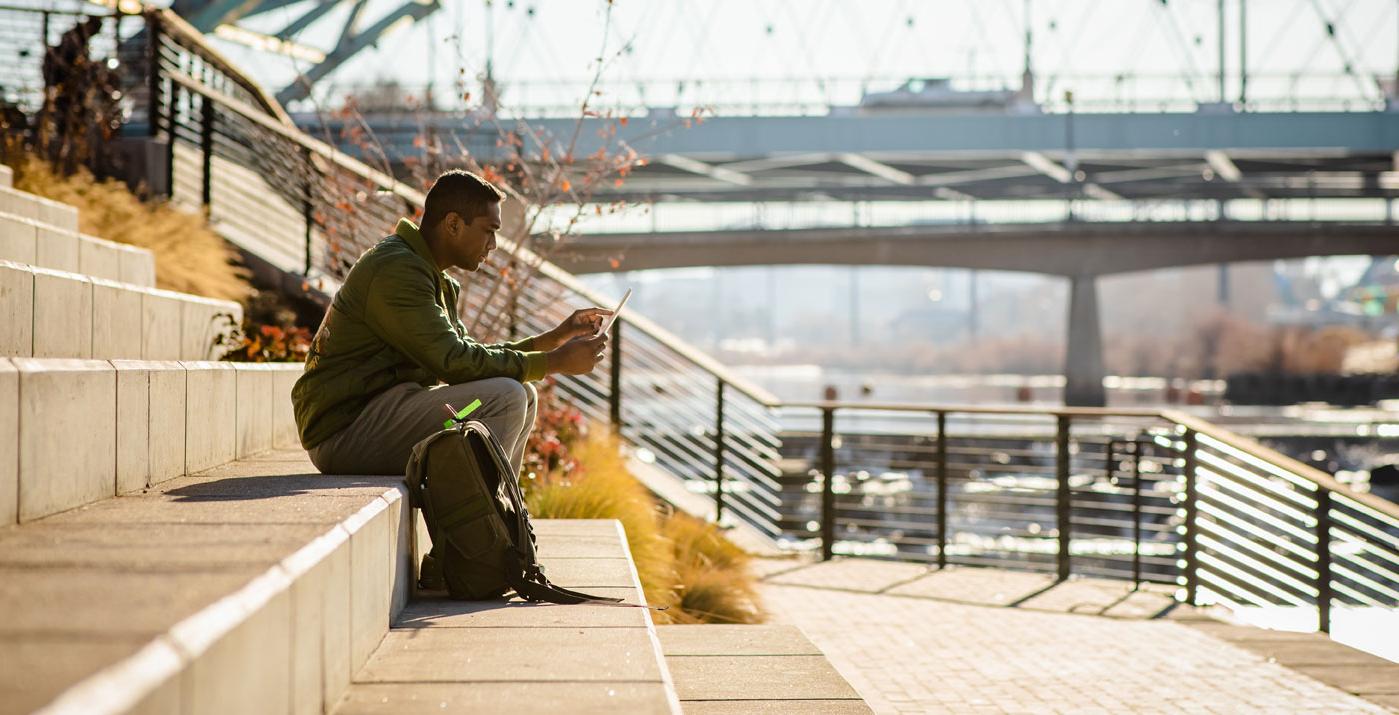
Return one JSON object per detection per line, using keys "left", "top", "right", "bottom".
{"left": 292, "top": 169, "right": 610, "bottom": 477}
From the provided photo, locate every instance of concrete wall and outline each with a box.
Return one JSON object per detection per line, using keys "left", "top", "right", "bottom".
{"left": 5, "top": 359, "right": 302, "bottom": 524}
{"left": 0, "top": 262, "right": 240, "bottom": 361}
{"left": 14, "top": 358, "right": 116, "bottom": 521}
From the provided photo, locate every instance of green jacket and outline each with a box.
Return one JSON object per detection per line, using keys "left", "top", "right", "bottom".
{"left": 292, "top": 219, "right": 548, "bottom": 450}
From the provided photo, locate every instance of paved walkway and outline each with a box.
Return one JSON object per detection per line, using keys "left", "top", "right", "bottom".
{"left": 758, "top": 558, "right": 1398, "bottom": 715}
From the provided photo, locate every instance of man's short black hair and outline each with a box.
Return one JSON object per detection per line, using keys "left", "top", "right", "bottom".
{"left": 420, "top": 170, "right": 506, "bottom": 231}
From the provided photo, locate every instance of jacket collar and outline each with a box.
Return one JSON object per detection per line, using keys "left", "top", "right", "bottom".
{"left": 394, "top": 218, "right": 441, "bottom": 272}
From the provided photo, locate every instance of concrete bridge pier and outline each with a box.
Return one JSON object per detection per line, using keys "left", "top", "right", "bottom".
{"left": 1065, "top": 274, "right": 1107, "bottom": 407}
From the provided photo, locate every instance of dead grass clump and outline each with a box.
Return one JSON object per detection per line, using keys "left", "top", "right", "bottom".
{"left": 10, "top": 153, "right": 250, "bottom": 302}
{"left": 661, "top": 513, "right": 766, "bottom": 624}
{"left": 524, "top": 432, "right": 766, "bottom": 624}
{"left": 525, "top": 433, "right": 678, "bottom": 611}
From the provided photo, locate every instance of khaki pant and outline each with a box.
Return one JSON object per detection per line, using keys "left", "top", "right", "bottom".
{"left": 308, "top": 377, "right": 538, "bottom": 476}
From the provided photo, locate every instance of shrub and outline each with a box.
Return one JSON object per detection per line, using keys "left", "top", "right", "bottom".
{"left": 218, "top": 290, "right": 312, "bottom": 362}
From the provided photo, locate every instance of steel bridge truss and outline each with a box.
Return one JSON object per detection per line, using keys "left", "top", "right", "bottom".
{"left": 169, "top": 0, "right": 442, "bottom": 106}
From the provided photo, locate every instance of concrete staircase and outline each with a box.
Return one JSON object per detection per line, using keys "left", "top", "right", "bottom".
{"left": 0, "top": 168, "right": 867, "bottom": 713}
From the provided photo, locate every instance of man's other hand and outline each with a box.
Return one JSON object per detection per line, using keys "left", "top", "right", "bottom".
{"left": 547, "top": 333, "right": 608, "bottom": 375}
{"left": 537, "top": 307, "right": 612, "bottom": 351}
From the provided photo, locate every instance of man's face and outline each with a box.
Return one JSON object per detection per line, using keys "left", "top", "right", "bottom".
{"left": 442, "top": 201, "right": 501, "bottom": 271}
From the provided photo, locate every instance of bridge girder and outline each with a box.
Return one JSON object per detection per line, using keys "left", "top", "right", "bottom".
{"left": 549, "top": 222, "right": 1399, "bottom": 277}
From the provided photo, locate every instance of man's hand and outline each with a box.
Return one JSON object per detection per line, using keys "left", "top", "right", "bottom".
{"left": 546, "top": 333, "right": 608, "bottom": 376}
{"left": 536, "top": 307, "right": 612, "bottom": 352}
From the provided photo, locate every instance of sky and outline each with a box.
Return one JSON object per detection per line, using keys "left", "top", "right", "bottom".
{"left": 215, "top": 0, "right": 1399, "bottom": 113}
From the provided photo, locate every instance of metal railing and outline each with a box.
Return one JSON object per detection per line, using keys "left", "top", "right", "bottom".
{"left": 8, "top": 4, "right": 1391, "bottom": 635}
{"left": 787, "top": 402, "right": 1398, "bottom": 631}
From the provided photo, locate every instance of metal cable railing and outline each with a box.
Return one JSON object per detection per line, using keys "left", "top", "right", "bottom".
{"left": 4, "top": 4, "right": 1390, "bottom": 636}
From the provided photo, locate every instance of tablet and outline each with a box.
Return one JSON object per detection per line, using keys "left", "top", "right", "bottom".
{"left": 597, "top": 288, "right": 632, "bottom": 336}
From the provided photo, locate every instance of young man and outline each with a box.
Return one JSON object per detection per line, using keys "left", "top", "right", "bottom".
{"left": 292, "top": 170, "right": 610, "bottom": 477}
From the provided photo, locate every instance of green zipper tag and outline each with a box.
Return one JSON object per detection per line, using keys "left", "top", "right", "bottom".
{"left": 443, "top": 398, "right": 483, "bottom": 429}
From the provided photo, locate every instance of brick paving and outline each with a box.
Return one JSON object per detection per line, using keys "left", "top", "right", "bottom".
{"left": 759, "top": 559, "right": 1394, "bottom": 714}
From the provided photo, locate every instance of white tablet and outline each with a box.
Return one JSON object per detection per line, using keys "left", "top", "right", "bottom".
{"left": 597, "top": 288, "right": 632, "bottom": 336}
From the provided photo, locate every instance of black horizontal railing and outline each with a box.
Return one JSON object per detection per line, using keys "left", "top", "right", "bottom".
{"left": 10, "top": 3, "right": 1390, "bottom": 636}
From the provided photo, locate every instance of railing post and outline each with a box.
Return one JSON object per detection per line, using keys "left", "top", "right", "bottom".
{"left": 1183, "top": 429, "right": 1199, "bottom": 605}
{"left": 714, "top": 378, "right": 725, "bottom": 524}
{"left": 820, "top": 406, "right": 836, "bottom": 561}
{"left": 1132, "top": 438, "right": 1144, "bottom": 587}
{"left": 1315, "top": 487, "right": 1333, "bottom": 633}
{"left": 199, "top": 95, "right": 214, "bottom": 209}
{"left": 164, "top": 84, "right": 177, "bottom": 200}
{"left": 301, "top": 148, "right": 313, "bottom": 275}
{"left": 147, "top": 12, "right": 161, "bottom": 139}
{"left": 1055, "top": 415, "right": 1072, "bottom": 581}
{"left": 609, "top": 318, "right": 623, "bottom": 433}
{"left": 935, "top": 410, "right": 948, "bottom": 569}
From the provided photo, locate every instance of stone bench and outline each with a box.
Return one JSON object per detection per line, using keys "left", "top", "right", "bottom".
{"left": 331, "top": 519, "right": 681, "bottom": 714}
{"left": 0, "top": 261, "right": 239, "bottom": 360}
{"left": 0, "top": 212, "right": 155, "bottom": 288}
{"left": 0, "top": 184, "right": 77, "bottom": 234}
{"left": 0, "top": 451, "right": 412, "bottom": 715}
{"left": 0, "top": 358, "right": 299, "bottom": 524}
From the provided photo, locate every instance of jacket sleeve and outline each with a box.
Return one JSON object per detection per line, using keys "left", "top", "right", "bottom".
{"left": 446, "top": 280, "right": 538, "bottom": 352}
{"left": 363, "top": 259, "right": 548, "bottom": 383}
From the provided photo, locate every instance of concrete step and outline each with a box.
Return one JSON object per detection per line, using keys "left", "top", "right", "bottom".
{"left": 0, "top": 212, "right": 155, "bottom": 288}
{"left": 331, "top": 520, "right": 682, "bottom": 715}
{"left": 657, "top": 625, "right": 871, "bottom": 713}
{"left": 0, "top": 449, "right": 412, "bottom": 715}
{"left": 0, "top": 260, "right": 239, "bottom": 360}
{"left": 0, "top": 184, "right": 78, "bottom": 234}
{"left": 0, "top": 357, "right": 300, "bottom": 524}
{"left": 0, "top": 164, "right": 13, "bottom": 188}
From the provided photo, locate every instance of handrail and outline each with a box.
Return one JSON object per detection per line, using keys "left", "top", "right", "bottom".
{"left": 1165, "top": 409, "right": 1399, "bottom": 522}
{"left": 784, "top": 400, "right": 1399, "bottom": 521}
{"left": 160, "top": 48, "right": 782, "bottom": 409}
{"left": 149, "top": 8, "right": 292, "bottom": 126}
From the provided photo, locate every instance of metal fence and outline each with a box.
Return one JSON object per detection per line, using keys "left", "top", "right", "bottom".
{"left": 5, "top": 4, "right": 1391, "bottom": 635}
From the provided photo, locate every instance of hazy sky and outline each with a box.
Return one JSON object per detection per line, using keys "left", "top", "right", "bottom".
{"left": 222, "top": 0, "right": 1399, "bottom": 111}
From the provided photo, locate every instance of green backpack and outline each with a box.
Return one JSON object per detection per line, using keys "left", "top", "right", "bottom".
{"left": 404, "top": 419, "right": 621, "bottom": 604}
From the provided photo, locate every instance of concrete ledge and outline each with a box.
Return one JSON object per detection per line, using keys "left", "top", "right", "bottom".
{"left": 92, "top": 278, "right": 143, "bottom": 360}
{"left": 35, "top": 225, "right": 79, "bottom": 275}
{"left": 272, "top": 366, "right": 300, "bottom": 449}
{"left": 0, "top": 185, "right": 79, "bottom": 233}
{"left": 4, "top": 358, "right": 294, "bottom": 523}
{"left": 180, "top": 295, "right": 240, "bottom": 361}
{"left": 3, "top": 454, "right": 411, "bottom": 715}
{"left": 14, "top": 358, "right": 115, "bottom": 522}
{"left": 233, "top": 364, "right": 275, "bottom": 459}
{"left": 0, "top": 259, "right": 240, "bottom": 360}
{"left": 0, "top": 359, "right": 15, "bottom": 523}
{"left": 182, "top": 361, "right": 236, "bottom": 474}
{"left": 0, "top": 207, "right": 154, "bottom": 284}
{"left": 113, "top": 240, "right": 156, "bottom": 288}
{"left": 111, "top": 360, "right": 188, "bottom": 494}
{"left": 31, "top": 267, "right": 92, "bottom": 358}
{"left": 0, "top": 213, "right": 37, "bottom": 265}
{"left": 658, "top": 625, "right": 871, "bottom": 711}
{"left": 335, "top": 519, "right": 682, "bottom": 714}
{"left": 141, "top": 288, "right": 184, "bottom": 360}
{"left": 0, "top": 260, "right": 33, "bottom": 356}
